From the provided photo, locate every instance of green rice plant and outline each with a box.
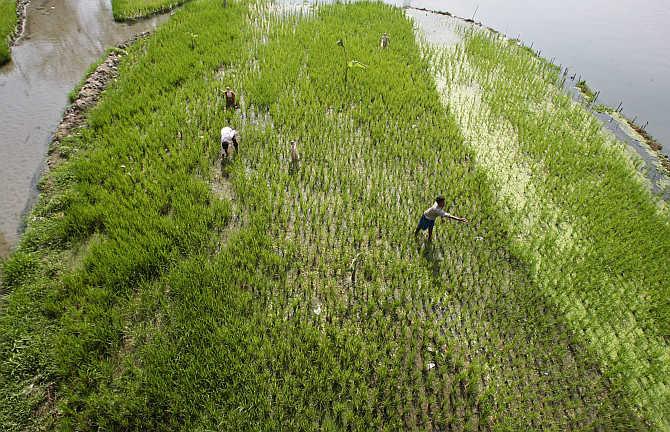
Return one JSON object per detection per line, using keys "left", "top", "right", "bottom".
{"left": 428, "top": 27, "right": 670, "bottom": 428}
{"left": 0, "top": 0, "right": 18, "bottom": 64}
{"left": 111, "top": 0, "right": 189, "bottom": 21}
{"left": 576, "top": 79, "right": 597, "bottom": 102}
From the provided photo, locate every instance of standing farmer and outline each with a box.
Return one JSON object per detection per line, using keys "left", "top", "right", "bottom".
{"left": 415, "top": 196, "right": 467, "bottom": 241}
{"left": 380, "top": 32, "right": 389, "bottom": 49}
{"left": 290, "top": 140, "right": 299, "bottom": 164}
{"left": 224, "top": 86, "right": 236, "bottom": 109}
{"left": 220, "top": 126, "right": 239, "bottom": 158}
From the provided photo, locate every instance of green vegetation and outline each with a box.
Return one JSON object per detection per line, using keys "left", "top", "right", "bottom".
{"left": 0, "top": 0, "right": 18, "bottom": 64}
{"left": 430, "top": 28, "right": 670, "bottom": 428}
{"left": 576, "top": 78, "right": 597, "bottom": 102}
{"left": 594, "top": 102, "right": 615, "bottom": 114}
{"left": 112, "top": 0, "right": 190, "bottom": 21}
{"left": 68, "top": 48, "right": 125, "bottom": 103}
{"left": 1, "top": 0, "right": 668, "bottom": 430}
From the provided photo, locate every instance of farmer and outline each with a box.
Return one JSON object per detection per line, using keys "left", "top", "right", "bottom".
{"left": 220, "top": 126, "right": 239, "bottom": 157}
{"left": 290, "top": 140, "right": 299, "bottom": 164}
{"left": 380, "top": 32, "right": 389, "bottom": 49}
{"left": 224, "top": 86, "right": 236, "bottom": 109}
{"left": 414, "top": 196, "right": 468, "bottom": 241}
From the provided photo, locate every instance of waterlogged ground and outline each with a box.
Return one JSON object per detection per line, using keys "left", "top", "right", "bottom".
{"left": 0, "top": 0, "right": 669, "bottom": 430}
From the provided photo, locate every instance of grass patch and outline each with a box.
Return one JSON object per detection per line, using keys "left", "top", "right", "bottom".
{"left": 0, "top": 0, "right": 18, "bottom": 65}
{"left": 112, "top": 0, "right": 190, "bottom": 21}
{"left": 576, "top": 78, "right": 597, "bottom": 102}
{"left": 594, "top": 103, "right": 615, "bottom": 114}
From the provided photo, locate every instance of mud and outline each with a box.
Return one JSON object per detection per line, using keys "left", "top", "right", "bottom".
{"left": 0, "top": 231, "right": 9, "bottom": 260}
{"left": 8, "top": 0, "right": 30, "bottom": 48}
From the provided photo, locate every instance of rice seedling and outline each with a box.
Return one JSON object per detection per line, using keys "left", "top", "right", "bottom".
{"left": 576, "top": 79, "right": 600, "bottom": 104}
{"left": 111, "top": 0, "right": 190, "bottom": 21}
{"left": 425, "top": 25, "right": 670, "bottom": 429}
{"left": 0, "top": 0, "right": 664, "bottom": 430}
{"left": 0, "top": 0, "right": 20, "bottom": 64}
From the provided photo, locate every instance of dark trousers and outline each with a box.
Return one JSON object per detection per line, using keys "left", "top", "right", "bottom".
{"left": 222, "top": 137, "right": 239, "bottom": 153}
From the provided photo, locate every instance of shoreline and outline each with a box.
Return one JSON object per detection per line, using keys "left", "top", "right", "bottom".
{"left": 0, "top": 32, "right": 150, "bottom": 260}
{"left": 112, "top": 0, "right": 185, "bottom": 22}
{"left": 0, "top": 231, "right": 8, "bottom": 259}
{"left": 3, "top": 31, "right": 153, "bottom": 260}
{"left": 8, "top": 0, "right": 29, "bottom": 49}
{"left": 408, "top": 5, "right": 670, "bottom": 193}
{"left": 0, "top": 0, "right": 29, "bottom": 256}
{"left": 44, "top": 31, "right": 151, "bottom": 176}
{"left": 0, "top": 0, "right": 31, "bottom": 66}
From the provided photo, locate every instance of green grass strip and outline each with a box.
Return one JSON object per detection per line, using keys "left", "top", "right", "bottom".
{"left": 112, "top": 0, "right": 190, "bottom": 21}
{"left": 0, "top": 0, "right": 18, "bottom": 64}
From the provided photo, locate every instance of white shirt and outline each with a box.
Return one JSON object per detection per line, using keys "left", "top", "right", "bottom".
{"left": 423, "top": 202, "right": 451, "bottom": 221}
{"left": 220, "top": 127, "right": 237, "bottom": 144}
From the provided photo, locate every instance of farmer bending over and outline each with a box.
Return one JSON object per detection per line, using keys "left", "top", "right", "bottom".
{"left": 220, "top": 126, "right": 239, "bottom": 157}
{"left": 415, "top": 196, "right": 467, "bottom": 241}
{"left": 224, "top": 86, "right": 236, "bottom": 109}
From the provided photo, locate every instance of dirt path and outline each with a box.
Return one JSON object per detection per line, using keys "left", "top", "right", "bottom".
{"left": 210, "top": 159, "right": 245, "bottom": 252}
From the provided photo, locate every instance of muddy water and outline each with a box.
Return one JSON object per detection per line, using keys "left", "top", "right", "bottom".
{"left": 0, "top": 0, "right": 166, "bottom": 256}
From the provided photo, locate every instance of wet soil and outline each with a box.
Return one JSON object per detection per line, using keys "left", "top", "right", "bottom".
{"left": 8, "top": 0, "right": 30, "bottom": 48}
{"left": 0, "top": 231, "right": 9, "bottom": 260}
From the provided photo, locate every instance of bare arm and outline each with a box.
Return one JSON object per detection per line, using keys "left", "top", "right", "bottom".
{"left": 443, "top": 212, "right": 468, "bottom": 223}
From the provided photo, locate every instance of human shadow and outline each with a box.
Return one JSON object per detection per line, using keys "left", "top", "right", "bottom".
{"left": 416, "top": 237, "right": 443, "bottom": 279}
